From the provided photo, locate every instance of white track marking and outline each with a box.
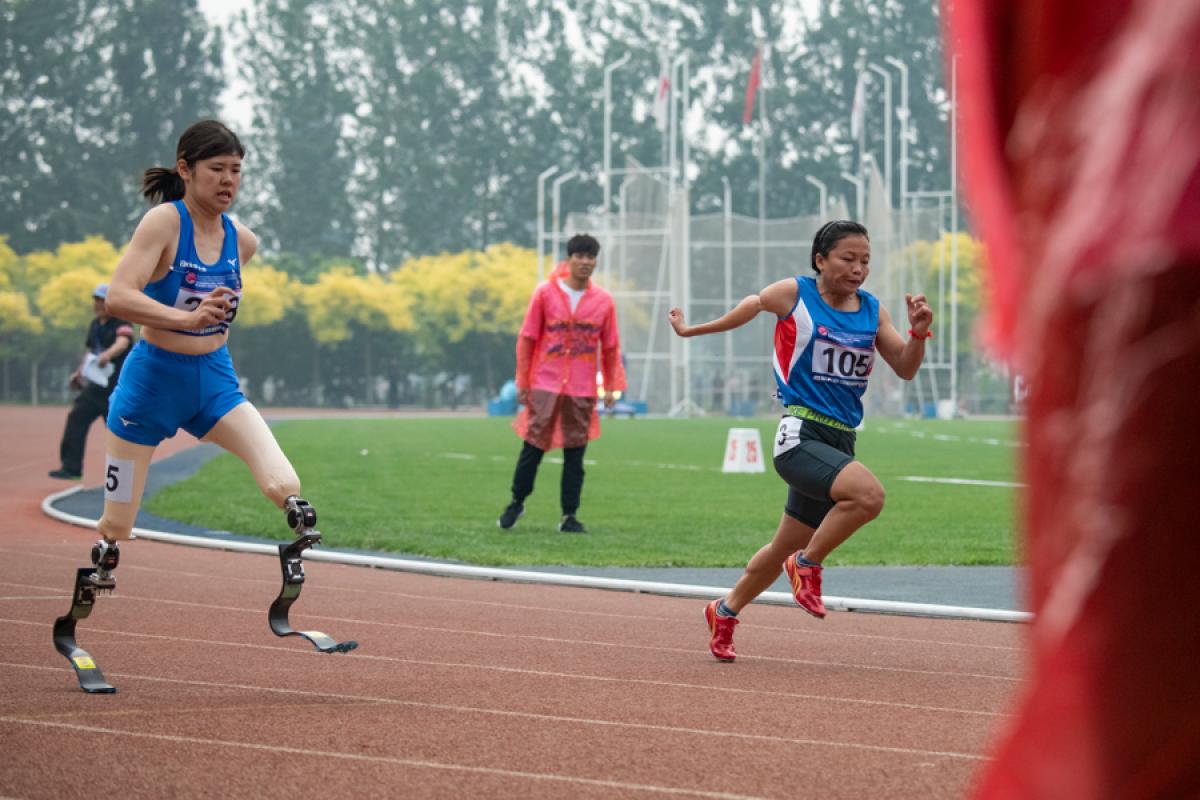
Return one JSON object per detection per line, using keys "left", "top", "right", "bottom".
{"left": 898, "top": 476, "right": 1026, "bottom": 488}
{"left": 0, "top": 665, "right": 988, "bottom": 761}
{"left": 0, "top": 557, "right": 1022, "bottom": 653}
{"left": 0, "top": 713, "right": 766, "bottom": 799}
{"left": 1, "top": 642, "right": 1003, "bottom": 719}
{"left": 0, "top": 575, "right": 1022, "bottom": 657}
{"left": 0, "top": 606, "right": 1018, "bottom": 684}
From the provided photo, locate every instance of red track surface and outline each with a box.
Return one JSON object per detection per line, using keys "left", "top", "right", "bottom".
{"left": 1, "top": 405, "right": 1025, "bottom": 799}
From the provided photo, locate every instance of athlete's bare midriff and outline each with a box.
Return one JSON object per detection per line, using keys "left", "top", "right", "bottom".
{"left": 142, "top": 325, "right": 230, "bottom": 355}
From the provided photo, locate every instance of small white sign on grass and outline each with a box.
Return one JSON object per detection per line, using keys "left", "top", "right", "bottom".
{"left": 722, "top": 427, "right": 765, "bottom": 473}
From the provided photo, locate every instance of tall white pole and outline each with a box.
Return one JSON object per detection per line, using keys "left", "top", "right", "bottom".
{"left": 884, "top": 56, "right": 910, "bottom": 211}
{"left": 867, "top": 62, "right": 893, "bottom": 208}
{"left": 680, "top": 55, "right": 690, "bottom": 192}
{"left": 805, "top": 175, "right": 827, "bottom": 217}
{"left": 950, "top": 55, "right": 959, "bottom": 417}
{"left": 668, "top": 57, "right": 679, "bottom": 185}
{"left": 551, "top": 170, "right": 579, "bottom": 274}
{"left": 603, "top": 54, "right": 631, "bottom": 219}
{"left": 722, "top": 176, "right": 733, "bottom": 413}
{"left": 757, "top": 43, "right": 768, "bottom": 296}
{"left": 680, "top": 53, "right": 692, "bottom": 414}
{"left": 536, "top": 166, "right": 559, "bottom": 281}
{"left": 841, "top": 172, "right": 863, "bottom": 221}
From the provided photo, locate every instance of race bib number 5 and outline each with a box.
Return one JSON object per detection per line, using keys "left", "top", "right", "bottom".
{"left": 104, "top": 455, "right": 135, "bottom": 504}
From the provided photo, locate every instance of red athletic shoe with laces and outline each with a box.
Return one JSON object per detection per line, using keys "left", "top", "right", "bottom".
{"left": 704, "top": 599, "right": 739, "bottom": 662}
{"left": 784, "top": 554, "right": 826, "bottom": 618}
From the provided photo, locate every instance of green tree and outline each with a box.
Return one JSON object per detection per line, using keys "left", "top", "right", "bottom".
{"left": 235, "top": 0, "right": 356, "bottom": 263}
{"left": 0, "top": 0, "right": 224, "bottom": 251}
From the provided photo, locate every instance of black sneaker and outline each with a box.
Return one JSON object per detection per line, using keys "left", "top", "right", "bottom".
{"left": 497, "top": 501, "right": 524, "bottom": 530}
{"left": 557, "top": 515, "right": 587, "bottom": 534}
{"left": 48, "top": 468, "right": 82, "bottom": 480}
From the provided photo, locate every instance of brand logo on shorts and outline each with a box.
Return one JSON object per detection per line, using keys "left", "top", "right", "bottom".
{"left": 118, "top": 416, "right": 138, "bottom": 427}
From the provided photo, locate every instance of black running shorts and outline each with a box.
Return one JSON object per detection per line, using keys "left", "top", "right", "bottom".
{"left": 772, "top": 414, "right": 856, "bottom": 528}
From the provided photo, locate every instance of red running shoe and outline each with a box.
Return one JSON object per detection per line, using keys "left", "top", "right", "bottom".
{"left": 784, "top": 554, "right": 826, "bottom": 619}
{"left": 704, "top": 599, "right": 739, "bottom": 662}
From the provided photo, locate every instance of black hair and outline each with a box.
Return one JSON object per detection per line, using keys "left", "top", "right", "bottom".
{"left": 141, "top": 119, "right": 246, "bottom": 205}
{"left": 810, "top": 220, "right": 869, "bottom": 274}
{"left": 566, "top": 233, "right": 601, "bottom": 257}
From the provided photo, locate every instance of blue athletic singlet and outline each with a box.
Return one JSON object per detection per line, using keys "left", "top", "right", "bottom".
{"left": 773, "top": 275, "right": 880, "bottom": 428}
{"left": 142, "top": 200, "right": 242, "bottom": 336}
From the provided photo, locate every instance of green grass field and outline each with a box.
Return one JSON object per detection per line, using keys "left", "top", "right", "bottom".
{"left": 145, "top": 416, "right": 1021, "bottom": 568}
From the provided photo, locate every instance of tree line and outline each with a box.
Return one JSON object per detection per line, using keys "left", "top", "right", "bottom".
{"left": 0, "top": 234, "right": 537, "bottom": 405}
{"left": 2, "top": 0, "right": 951, "bottom": 264}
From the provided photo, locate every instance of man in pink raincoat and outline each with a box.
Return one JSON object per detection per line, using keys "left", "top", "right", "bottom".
{"left": 498, "top": 233, "right": 626, "bottom": 533}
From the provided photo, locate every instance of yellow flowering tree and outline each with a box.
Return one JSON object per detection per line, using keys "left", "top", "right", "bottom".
{"left": 237, "top": 264, "right": 294, "bottom": 328}
{"left": 298, "top": 265, "right": 413, "bottom": 404}
{"left": 391, "top": 243, "right": 537, "bottom": 397}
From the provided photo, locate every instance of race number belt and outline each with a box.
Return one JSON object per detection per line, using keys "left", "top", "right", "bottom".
{"left": 785, "top": 405, "right": 855, "bottom": 432}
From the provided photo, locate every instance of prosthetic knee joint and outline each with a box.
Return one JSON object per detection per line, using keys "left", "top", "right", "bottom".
{"left": 52, "top": 538, "right": 121, "bottom": 693}
{"left": 267, "top": 496, "right": 357, "bottom": 654}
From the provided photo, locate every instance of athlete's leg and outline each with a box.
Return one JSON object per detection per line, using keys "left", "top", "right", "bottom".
{"left": 54, "top": 429, "right": 155, "bottom": 693}
{"left": 201, "top": 401, "right": 300, "bottom": 507}
{"left": 724, "top": 512, "right": 816, "bottom": 613}
{"left": 203, "top": 402, "right": 355, "bottom": 653}
{"left": 96, "top": 430, "right": 157, "bottom": 543}
{"left": 801, "top": 461, "right": 885, "bottom": 563}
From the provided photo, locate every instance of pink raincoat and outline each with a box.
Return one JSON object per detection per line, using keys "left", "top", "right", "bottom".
{"left": 512, "top": 265, "right": 626, "bottom": 450}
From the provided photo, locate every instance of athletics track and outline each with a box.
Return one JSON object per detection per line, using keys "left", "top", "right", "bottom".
{"left": 0, "top": 405, "right": 1024, "bottom": 799}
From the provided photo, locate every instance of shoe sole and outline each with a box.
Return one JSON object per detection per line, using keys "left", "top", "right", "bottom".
{"left": 704, "top": 602, "right": 736, "bottom": 662}
{"left": 784, "top": 560, "right": 827, "bottom": 619}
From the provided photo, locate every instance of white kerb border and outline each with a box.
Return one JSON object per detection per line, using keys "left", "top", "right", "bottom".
{"left": 42, "top": 486, "right": 1030, "bottom": 624}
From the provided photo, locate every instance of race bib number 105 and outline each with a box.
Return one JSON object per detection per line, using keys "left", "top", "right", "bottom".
{"left": 812, "top": 339, "right": 873, "bottom": 385}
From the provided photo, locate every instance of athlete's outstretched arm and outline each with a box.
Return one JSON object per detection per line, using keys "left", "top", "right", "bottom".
{"left": 668, "top": 279, "right": 797, "bottom": 338}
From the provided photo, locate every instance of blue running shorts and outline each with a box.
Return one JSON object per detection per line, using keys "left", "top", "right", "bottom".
{"left": 106, "top": 340, "right": 246, "bottom": 446}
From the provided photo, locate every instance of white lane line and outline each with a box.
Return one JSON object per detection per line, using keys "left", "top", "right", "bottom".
{"left": 898, "top": 476, "right": 1025, "bottom": 488}
{"left": 875, "top": 427, "right": 1022, "bottom": 448}
{"left": 0, "top": 596, "right": 69, "bottom": 602}
{"left": 0, "top": 606, "right": 1018, "bottom": 684}
{"left": 0, "top": 637, "right": 1002, "bottom": 719}
{"left": 0, "top": 569, "right": 1021, "bottom": 652}
{"left": 0, "top": 664, "right": 988, "bottom": 762}
{"left": 0, "top": 713, "right": 765, "bottom": 800}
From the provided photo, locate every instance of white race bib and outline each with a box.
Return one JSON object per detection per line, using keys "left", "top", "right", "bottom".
{"left": 104, "top": 455, "right": 135, "bottom": 504}
{"left": 774, "top": 416, "right": 804, "bottom": 458}
{"left": 811, "top": 338, "right": 873, "bottom": 386}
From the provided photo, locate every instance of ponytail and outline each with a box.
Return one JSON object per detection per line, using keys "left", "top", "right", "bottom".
{"left": 142, "top": 167, "right": 186, "bottom": 205}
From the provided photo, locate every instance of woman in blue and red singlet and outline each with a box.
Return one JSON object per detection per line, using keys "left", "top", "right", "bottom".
{"left": 668, "top": 220, "right": 933, "bottom": 661}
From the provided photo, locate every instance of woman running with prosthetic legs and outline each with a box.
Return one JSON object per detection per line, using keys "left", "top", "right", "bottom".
{"left": 53, "top": 121, "right": 355, "bottom": 694}
{"left": 668, "top": 220, "right": 932, "bottom": 661}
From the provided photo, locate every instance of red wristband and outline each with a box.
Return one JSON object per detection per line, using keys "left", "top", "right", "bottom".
{"left": 908, "top": 329, "right": 933, "bottom": 339}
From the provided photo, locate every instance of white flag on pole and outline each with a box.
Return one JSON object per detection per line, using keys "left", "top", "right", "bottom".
{"left": 850, "top": 71, "right": 868, "bottom": 139}
{"left": 653, "top": 55, "right": 670, "bottom": 132}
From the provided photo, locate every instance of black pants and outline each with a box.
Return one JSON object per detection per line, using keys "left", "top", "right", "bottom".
{"left": 58, "top": 384, "right": 111, "bottom": 474}
{"left": 510, "top": 441, "right": 587, "bottom": 516}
